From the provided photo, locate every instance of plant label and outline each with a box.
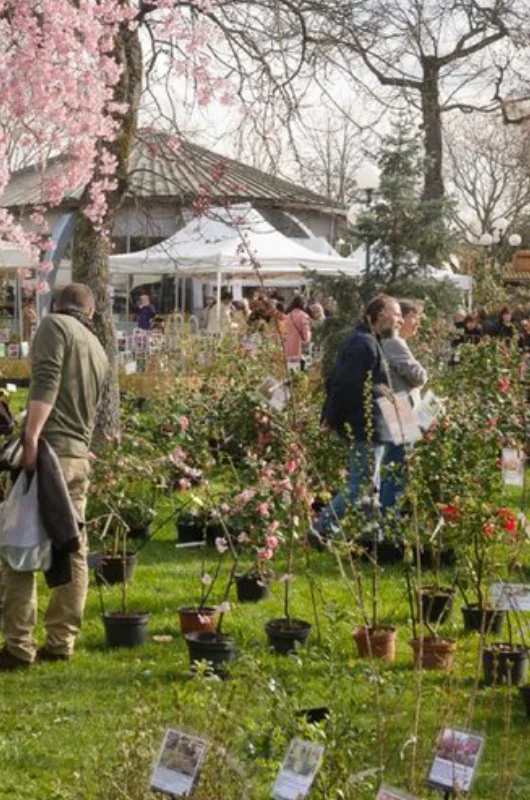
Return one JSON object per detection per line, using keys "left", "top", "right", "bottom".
{"left": 150, "top": 729, "right": 208, "bottom": 797}
{"left": 6, "top": 383, "right": 17, "bottom": 393}
{"left": 416, "top": 389, "right": 444, "bottom": 431}
{"left": 427, "top": 727, "right": 484, "bottom": 794}
{"left": 125, "top": 360, "right": 137, "bottom": 375}
{"left": 377, "top": 785, "right": 418, "bottom": 800}
{"left": 377, "top": 392, "right": 422, "bottom": 444}
{"left": 259, "top": 377, "right": 290, "bottom": 412}
{"left": 491, "top": 582, "right": 530, "bottom": 612}
{"left": 271, "top": 738, "right": 324, "bottom": 800}
{"left": 501, "top": 448, "right": 525, "bottom": 488}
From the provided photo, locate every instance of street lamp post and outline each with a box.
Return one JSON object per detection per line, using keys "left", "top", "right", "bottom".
{"left": 354, "top": 163, "right": 380, "bottom": 277}
{"left": 478, "top": 218, "right": 522, "bottom": 252}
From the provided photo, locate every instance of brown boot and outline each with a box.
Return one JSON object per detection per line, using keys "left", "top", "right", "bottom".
{"left": 36, "top": 647, "right": 71, "bottom": 663}
{"left": 0, "top": 647, "right": 32, "bottom": 671}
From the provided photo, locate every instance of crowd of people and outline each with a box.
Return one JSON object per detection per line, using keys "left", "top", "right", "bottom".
{"left": 451, "top": 305, "right": 530, "bottom": 351}
{"left": 200, "top": 289, "right": 337, "bottom": 366}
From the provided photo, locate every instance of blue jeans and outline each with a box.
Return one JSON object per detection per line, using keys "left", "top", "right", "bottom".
{"left": 313, "top": 441, "right": 386, "bottom": 536}
{"left": 379, "top": 443, "right": 406, "bottom": 512}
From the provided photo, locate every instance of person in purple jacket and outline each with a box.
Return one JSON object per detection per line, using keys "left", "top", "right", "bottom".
{"left": 135, "top": 293, "right": 156, "bottom": 330}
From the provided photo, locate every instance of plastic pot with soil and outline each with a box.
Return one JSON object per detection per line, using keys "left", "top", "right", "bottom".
{"left": 103, "top": 611, "right": 149, "bottom": 648}
{"left": 353, "top": 625, "right": 397, "bottom": 662}
{"left": 235, "top": 572, "right": 271, "bottom": 603}
{"left": 482, "top": 643, "right": 528, "bottom": 687}
{"left": 265, "top": 618, "right": 311, "bottom": 655}
{"left": 95, "top": 552, "right": 137, "bottom": 586}
{"left": 461, "top": 605, "right": 505, "bottom": 636}
{"left": 178, "top": 606, "right": 218, "bottom": 635}
{"left": 419, "top": 586, "right": 454, "bottom": 625}
{"left": 410, "top": 636, "right": 457, "bottom": 671}
{"left": 185, "top": 631, "right": 237, "bottom": 676}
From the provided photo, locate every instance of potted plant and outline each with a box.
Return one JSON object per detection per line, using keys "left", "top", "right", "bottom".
{"left": 183, "top": 529, "right": 240, "bottom": 676}
{"left": 261, "top": 457, "right": 312, "bottom": 655}
{"left": 177, "top": 539, "right": 220, "bottom": 635}
{"left": 98, "top": 518, "right": 149, "bottom": 648}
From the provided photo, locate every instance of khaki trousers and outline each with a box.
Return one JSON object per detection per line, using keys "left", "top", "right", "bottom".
{"left": 1, "top": 457, "right": 90, "bottom": 662}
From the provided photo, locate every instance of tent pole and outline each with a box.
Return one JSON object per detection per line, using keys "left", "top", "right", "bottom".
{"left": 216, "top": 268, "right": 222, "bottom": 327}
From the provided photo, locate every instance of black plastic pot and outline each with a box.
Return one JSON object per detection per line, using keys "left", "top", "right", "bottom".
{"left": 176, "top": 518, "right": 221, "bottom": 547}
{"left": 127, "top": 524, "right": 152, "bottom": 542}
{"left": 95, "top": 552, "right": 137, "bottom": 586}
{"left": 462, "top": 605, "right": 505, "bottom": 636}
{"left": 236, "top": 574, "right": 271, "bottom": 603}
{"left": 103, "top": 611, "right": 149, "bottom": 648}
{"left": 519, "top": 684, "right": 530, "bottom": 718}
{"left": 297, "top": 707, "right": 330, "bottom": 724}
{"left": 483, "top": 643, "right": 528, "bottom": 686}
{"left": 419, "top": 586, "right": 454, "bottom": 625}
{"left": 418, "top": 545, "right": 456, "bottom": 569}
{"left": 265, "top": 618, "right": 311, "bottom": 655}
{"left": 361, "top": 538, "right": 404, "bottom": 565}
{"left": 185, "top": 631, "right": 237, "bottom": 676}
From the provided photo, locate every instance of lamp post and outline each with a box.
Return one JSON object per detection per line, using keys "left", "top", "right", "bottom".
{"left": 353, "top": 163, "right": 380, "bottom": 277}
{"left": 478, "top": 218, "right": 522, "bottom": 252}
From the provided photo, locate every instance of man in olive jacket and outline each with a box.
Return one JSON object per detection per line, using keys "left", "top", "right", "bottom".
{"left": 0, "top": 284, "right": 108, "bottom": 670}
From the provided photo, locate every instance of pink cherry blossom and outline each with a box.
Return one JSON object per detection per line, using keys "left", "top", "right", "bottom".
{"left": 257, "top": 547, "right": 274, "bottom": 561}
{"left": 177, "top": 478, "right": 191, "bottom": 491}
{"left": 200, "top": 573, "right": 212, "bottom": 586}
{"left": 268, "top": 520, "right": 280, "bottom": 533}
{"left": 237, "top": 532, "right": 249, "bottom": 543}
{"left": 215, "top": 537, "right": 229, "bottom": 554}
{"left": 217, "top": 601, "right": 231, "bottom": 614}
{"left": 265, "top": 536, "right": 279, "bottom": 549}
{"left": 178, "top": 416, "right": 190, "bottom": 432}
{"left": 256, "top": 502, "right": 270, "bottom": 517}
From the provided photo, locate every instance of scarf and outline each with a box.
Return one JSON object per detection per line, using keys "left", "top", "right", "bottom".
{"left": 56, "top": 308, "right": 98, "bottom": 338}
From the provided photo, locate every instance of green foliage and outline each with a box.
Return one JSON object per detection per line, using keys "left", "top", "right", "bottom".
{"left": 350, "top": 117, "right": 454, "bottom": 283}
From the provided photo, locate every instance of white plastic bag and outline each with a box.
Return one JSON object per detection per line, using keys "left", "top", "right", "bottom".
{"left": 0, "top": 470, "right": 51, "bottom": 572}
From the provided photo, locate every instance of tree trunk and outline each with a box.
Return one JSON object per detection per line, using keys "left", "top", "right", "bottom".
{"left": 71, "top": 24, "right": 143, "bottom": 443}
{"left": 420, "top": 58, "right": 444, "bottom": 202}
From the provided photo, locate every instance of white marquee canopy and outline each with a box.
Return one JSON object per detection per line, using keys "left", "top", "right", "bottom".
{"left": 109, "top": 204, "right": 363, "bottom": 281}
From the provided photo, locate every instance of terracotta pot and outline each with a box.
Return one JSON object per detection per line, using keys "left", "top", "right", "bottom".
{"left": 178, "top": 606, "right": 218, "bottom": 635}
{"left": 353, "top": 625, "right": 396, "bottom": 662}
{"left": 410, "top": 636, "right": 457, "bottom": 671}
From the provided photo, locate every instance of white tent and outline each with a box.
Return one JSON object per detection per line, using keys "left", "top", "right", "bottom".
{"left": 109, "top": 204, "right": 362, "bottom": 283}
{"left": 0, "top": 241, "right": 39, "bottom": 334}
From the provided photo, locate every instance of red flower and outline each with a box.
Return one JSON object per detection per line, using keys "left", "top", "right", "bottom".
{"left": 498, "top": 377, "right": 511, "bottom": 393}
{"left": 441, "top": 504, "right": 461, "bottom": 522}
{"left": 497, "top": 508, "right": 517, "bottom": 532}
{"left": 482, "top": 522, "right": 496, "bottom": 537}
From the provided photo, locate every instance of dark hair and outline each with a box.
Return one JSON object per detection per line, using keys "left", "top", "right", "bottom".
{"left": 55, "top": 283, "right": 95, "bottom": 315}
{"left": 220, "top": 290, "right": 232, "bottom": 303}
{"left": 276, "top": 301, "right": 285, "bottom": 314}
{"left": 464, "top": 314, "right": 479, "bottom": 327}
{"left": 499, "top": 306, "right": 511, "bottom": 319}
{"left": 364, "top": 294, "right": 395, "bottom": 325}
{"left": 286, "top": 295, "right": 306, "bottom": 313}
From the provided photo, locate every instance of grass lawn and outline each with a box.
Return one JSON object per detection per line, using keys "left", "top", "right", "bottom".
{"left": 1, "top": 491, "right": 529, "bottom": 800}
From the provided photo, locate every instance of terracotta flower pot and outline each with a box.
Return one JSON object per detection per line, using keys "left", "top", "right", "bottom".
{"left": 410, "top": 636, "right": 457, "bottom": 671}
{"left": 178, "top": 606, "right": 218, "bottom": 635}
{"left": 353, "top": 625, "right": 397, "bottom": 662}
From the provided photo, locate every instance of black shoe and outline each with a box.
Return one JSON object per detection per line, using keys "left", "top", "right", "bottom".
{"left": 0, "top": 647, "right": 32, "bottom": 671}
{"left": 36, "top": 647, "right": 70, "bottom": 663}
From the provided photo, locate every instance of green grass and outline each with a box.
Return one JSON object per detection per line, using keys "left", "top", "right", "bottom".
{"left": 1, "top": 497, "right": 530, "bottom": 800}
